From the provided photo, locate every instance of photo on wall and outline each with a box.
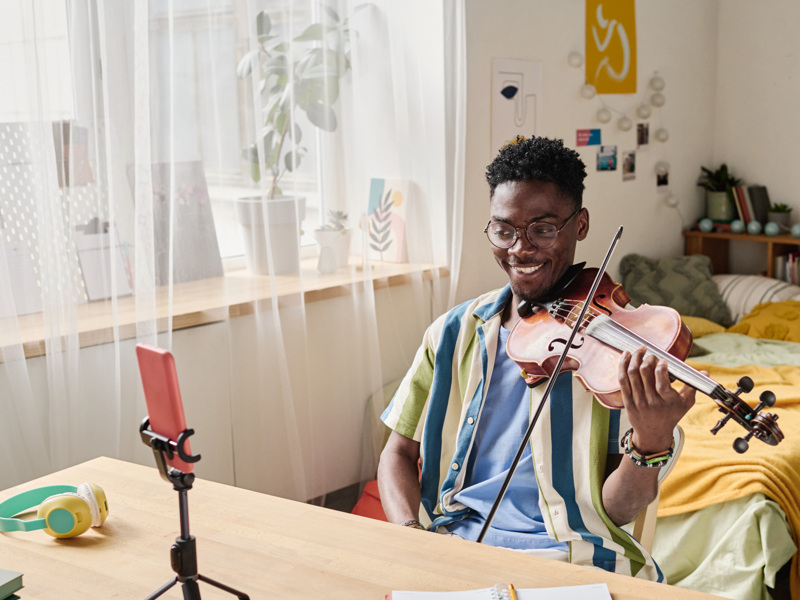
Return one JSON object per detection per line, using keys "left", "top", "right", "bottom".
{"left": 622, "top": 151, "right": 636, "bottom": 181}
{"left": 597, "top": 145, "right": 617, "bottom": 171}
{"left": 657, "top": 172, "right": 670, "bottom": 193}
{"left": 637, "top": 123, "right": 649, "bottom": 148}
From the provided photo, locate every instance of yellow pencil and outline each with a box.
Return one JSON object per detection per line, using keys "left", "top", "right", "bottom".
{"left": 507, "top": 583, "right": 518, "bottom": 600}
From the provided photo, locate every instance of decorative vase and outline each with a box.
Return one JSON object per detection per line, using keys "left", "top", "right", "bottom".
{"left": 234, "top": 196, "right": 306, "bottom": 276}
{"left": 312, "top": 229, "right": 341, "bottom": 274}
{"left": 768, "top": 211, "right": 791, "bottom": 231}
{"left": 706, "top": 191, "right": 734, "bottom": 222}
{"left": 333, "top": 229, "right": 352, "bottom": 268}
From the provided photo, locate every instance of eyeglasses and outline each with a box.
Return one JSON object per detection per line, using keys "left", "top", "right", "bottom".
{"left": 484, "top": 207, "right": 582, "bottom": 250}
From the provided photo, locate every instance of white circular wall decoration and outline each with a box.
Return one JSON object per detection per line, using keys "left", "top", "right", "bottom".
{"left": 568, "top": 52, "right": 584, "bottom": 68}
{"left": 649, "top": 75, "right": 666, "bottom": 92}
{"left": 655, "top": 128, "right": 670, "bottom": 142}
{"left": 617, "top": 116, "right": 633, "bottom": 131}
{"left": 596, "top": 108, "right": 612, "bottom": 123}
{"left": 580, "top": 83, "right": 597, "bottom": 99}
{"left": 654, "top": 161, "right": 670, "bottom": 176}
{"left": 636, "top": 104, "right": 652, "bottom": 119}
{"left": 650, "top": 92, "right": 666, "bottom": 107}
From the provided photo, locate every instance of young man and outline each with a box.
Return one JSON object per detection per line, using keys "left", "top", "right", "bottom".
{"left": 378, "top": 137, "right": 696, "bottom": 581}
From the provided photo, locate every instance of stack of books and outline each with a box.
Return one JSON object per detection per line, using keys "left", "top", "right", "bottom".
{"left": 729, "top": 185, "right": 771, "bottom": 225}
{"left": 775, "top": 252, "right": 800, "bottom": 284}
{"left": 0, "top": 568, "right": 22, "bottom": 599}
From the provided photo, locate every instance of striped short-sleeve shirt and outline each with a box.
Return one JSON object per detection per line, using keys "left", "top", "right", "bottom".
{"left": 381, "top": 285, "right": 664, "bottom": 582}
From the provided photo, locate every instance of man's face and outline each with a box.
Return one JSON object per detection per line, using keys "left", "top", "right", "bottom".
{"left": 489, "top": 180, "right": 589, "bottom": 303}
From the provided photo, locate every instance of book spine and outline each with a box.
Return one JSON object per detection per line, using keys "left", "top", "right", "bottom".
{"left": 737, "top": 187, "right": 750, "bottom": 224}
{"left": 731, "top": 187, "right": 744, "bottom": 222}
{"left": 744, "top": 187, "right": 757, "bottom": 225}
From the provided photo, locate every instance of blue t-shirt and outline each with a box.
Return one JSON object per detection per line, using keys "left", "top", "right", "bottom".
{"left": 445, "top": 326, "right": 568, "bottom": 551}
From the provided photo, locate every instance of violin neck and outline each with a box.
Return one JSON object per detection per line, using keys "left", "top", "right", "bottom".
{"left": 585, "top": 315, "right": 727, "bottom": 401}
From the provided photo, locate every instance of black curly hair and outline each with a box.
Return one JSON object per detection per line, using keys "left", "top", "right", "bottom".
{"left": 485, "top": 136, "right": 587, "bottom": 208}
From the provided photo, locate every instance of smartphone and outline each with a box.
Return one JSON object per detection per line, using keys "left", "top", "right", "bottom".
{"left": 135, "top": 343, "right": 194, "bottom": 473}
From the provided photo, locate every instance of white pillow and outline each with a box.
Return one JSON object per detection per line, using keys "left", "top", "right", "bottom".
{"left": 713, "top": 274, "right": 800, "bottom": 323}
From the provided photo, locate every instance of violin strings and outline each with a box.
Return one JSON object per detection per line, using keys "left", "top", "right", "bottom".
{"left": 587, "top": 316, "right": 718, "bottom": 395}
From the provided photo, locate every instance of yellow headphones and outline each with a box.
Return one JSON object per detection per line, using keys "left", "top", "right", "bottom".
{"left": 0, "top": 482, "right": 109, "bottom": 538}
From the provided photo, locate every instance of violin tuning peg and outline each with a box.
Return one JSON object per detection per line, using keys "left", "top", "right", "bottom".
{"left": 736, "top": 376, "right": 754, "bottom": 394}
{"left": 733, "top": 437, "right": 749, "bottom": 454}
{"left": 517, "top": 300, "right": 534, "bottom": 319}
{"left": 758, "top": 390, "right": 776, "bottom": 409}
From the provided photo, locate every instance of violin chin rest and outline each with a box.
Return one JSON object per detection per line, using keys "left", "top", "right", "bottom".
{"left": 542, "top": 262, "right": 586, "bottom": 302}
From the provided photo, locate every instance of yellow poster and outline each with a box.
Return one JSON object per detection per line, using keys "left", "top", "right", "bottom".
{"left": 585, "top": 0, "right": 637, "bottom": 94}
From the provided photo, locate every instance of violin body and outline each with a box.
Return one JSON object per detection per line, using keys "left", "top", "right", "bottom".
{"left": 507, "top": 267, "right": 784, "bottom": 452}
{"left": 507, "top": 269, "right": 692, "bottom": 409}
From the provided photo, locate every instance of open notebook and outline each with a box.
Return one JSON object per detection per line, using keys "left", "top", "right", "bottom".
{"left": 390, "top": 583, "right": 612, "bottom": 600}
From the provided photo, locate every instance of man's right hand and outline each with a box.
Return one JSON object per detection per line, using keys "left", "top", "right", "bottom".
{"left": 377, "top": 430, "right": 423, "bottom": 525}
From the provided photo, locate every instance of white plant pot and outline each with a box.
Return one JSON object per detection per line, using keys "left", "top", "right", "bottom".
{"left": 312, "top": 229, "right": 341, "bottom": 274}
{"left": 234, "top": 196, "right": 306, "bottom": 276}
{"left": 333, "top": 229, "right": 352, "bottom": 268}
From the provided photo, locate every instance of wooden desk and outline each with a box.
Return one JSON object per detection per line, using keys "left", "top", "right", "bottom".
{"left": 0, "top": 458, "right": 717, "bottom": 599}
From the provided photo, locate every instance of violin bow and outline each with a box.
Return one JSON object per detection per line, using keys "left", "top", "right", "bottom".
{"left": 477, "top": 226, "right": 624, "bottom": 544}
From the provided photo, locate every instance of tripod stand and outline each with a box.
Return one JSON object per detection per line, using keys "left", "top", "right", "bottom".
{"left": 140, "top": 418, "right": 250, "bottom": 600}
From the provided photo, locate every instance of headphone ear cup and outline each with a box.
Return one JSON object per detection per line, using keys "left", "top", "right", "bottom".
{"left": 77, "top": 482, "right": 106, "bottom": 527}
{"left": 37, "top": 494, "right": 92, "bottom": 538}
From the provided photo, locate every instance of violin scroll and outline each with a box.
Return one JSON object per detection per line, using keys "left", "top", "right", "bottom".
{"left": 711, "top": 382, "right": 784, "bottom": 453}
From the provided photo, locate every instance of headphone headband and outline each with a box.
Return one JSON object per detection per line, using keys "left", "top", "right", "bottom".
{"left": 0, "top": 485, "right": 77, "bottom": 533}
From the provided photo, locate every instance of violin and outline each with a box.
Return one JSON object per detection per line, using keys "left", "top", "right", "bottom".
{"left": 506, "top": 265, "right": 785, "bottom": 453}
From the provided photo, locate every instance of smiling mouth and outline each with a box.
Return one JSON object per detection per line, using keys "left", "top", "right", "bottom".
{"left": 510, "top": 263, "right": 544, "bottom": 275}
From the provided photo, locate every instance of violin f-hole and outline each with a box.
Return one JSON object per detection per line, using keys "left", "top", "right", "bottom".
{"left": 549, "top": 336, "right": 585, "bottom": 352}
{"left": 592, "top": 294, "right": 612, "bottom": 316}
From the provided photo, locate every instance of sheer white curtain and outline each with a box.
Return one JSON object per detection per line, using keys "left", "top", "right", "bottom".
{"left": 0, "top": 0, "right": 465, "bottom": 503}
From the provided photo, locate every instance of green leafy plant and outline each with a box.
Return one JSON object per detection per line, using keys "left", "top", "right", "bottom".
{"left": 697, "top": 164, "right": 742, "bottom": 192}
{"left": 317, "top": 209, "right": 349, "bottom": 231}
{"left": 771, "top": 203, "right": 793, "bottom": 213}
{"left": 237, "top": 4, "right": 367, "bottom": 198}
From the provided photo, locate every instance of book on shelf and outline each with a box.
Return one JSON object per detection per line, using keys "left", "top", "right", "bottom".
{"left": 729, "top": 188, "right": 747, "bottom": 225}
{"left": 774, "top": 251, "right": 800, "bottom": 284}
{"left": 743, "top": 187, "right": 757, "bottom": 225}
{"left": 749, "top": 185, "right": 771, "bottom": 224}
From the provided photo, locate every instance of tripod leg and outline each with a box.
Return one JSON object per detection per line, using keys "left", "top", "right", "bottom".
{"left": 144, "top": 577, "right": 178, "bottom": 600}
{"left": 182, "top": 578, "right": 202, "bottom": 600}
{"left": 198, "top": 574, "right": 250, "bottom": 599}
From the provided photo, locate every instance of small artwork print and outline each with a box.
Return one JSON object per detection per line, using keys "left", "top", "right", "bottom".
{"left": 597, "top": 146, "right": 617, "bottom": 171}
{"left": 657, "top": 172, "right": 670, "bottom": 193}
{"left": 577, "top": 129, "right": 601, "bottom": 147}
{"left": 637, "top": 123, "right": 649, "bottom": 148}
{"left": 368, "top": 178, "right": 408, "bottom": 263}
{"left": 622, "top": 151, "right": 636, "bottom": 181}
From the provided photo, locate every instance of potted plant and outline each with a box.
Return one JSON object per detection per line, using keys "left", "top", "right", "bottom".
{"left": 313, "top": 210, "right": 351, "bottom": 273}
{"left": 768, "top": 202, "right": 793, "bottom": 230}
{"left": 697, "top": 164, "right": 742, "bottom": 222}
{"left": 234, "top": 6, "right": 359, "bottom": 275}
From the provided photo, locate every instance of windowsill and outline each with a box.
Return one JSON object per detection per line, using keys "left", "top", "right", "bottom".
{"left": 1, "top": 257, "right": 449, "bottom": 361}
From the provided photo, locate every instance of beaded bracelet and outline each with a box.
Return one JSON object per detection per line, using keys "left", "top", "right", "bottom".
{"left": 400, "top": 519, "right": 427, "bottom": 530}
{"left": 620, "top": 428, "right": 674, "bottom": 468}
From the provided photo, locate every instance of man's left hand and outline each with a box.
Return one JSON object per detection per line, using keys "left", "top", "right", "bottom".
{"left": 618, "top": 346, "right": 697, "bottom": 454}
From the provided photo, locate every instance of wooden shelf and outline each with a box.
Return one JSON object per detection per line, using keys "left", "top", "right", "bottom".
{"left": 683, "top": 229, "right": 800, "bottom": 278}
{"left": 0, "top": 258, "right": 448, "bottom": 362}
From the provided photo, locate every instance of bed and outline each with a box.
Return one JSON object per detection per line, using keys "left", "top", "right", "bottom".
{"left": 617, "top": 260, "right": 800, "bottom": 600}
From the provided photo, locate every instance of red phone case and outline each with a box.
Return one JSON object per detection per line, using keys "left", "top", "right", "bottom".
{"left": 136, "top": 344, "right": 194, "bottom": 473}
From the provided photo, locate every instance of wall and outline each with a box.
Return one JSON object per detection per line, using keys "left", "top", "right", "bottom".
{"left": 456, "top": 0, "right": 720, "bottom": 304}
{"left": 714, "top": 0, "right": 800, "bottom": 274}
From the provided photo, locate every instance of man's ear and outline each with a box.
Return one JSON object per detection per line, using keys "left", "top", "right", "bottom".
{"left": 577, "top": 208, "right": 590, "bottom": 241}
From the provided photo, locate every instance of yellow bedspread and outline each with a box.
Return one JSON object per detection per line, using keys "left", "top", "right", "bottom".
{"left": 659, "top": 361, "right": 800, "bottom": 598}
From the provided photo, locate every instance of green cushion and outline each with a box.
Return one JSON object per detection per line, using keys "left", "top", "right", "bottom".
{"left": 619, "top": 254, "right": 733, "bottom": 327}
